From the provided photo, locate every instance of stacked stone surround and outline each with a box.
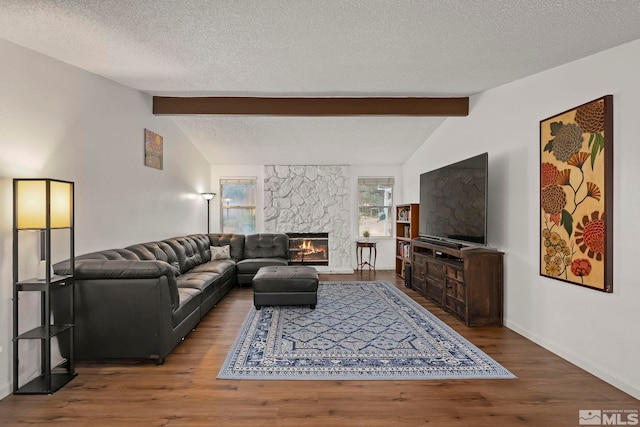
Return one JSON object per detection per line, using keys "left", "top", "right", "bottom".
{"left": 264, "top": 165, "right": 351, "bottom": 268}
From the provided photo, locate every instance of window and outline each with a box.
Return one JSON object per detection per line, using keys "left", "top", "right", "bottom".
{"left": 220, "top": 178, "right": 256, "bottom": 234}
{"left": 358, "top": 177, "right": 394, "bottom": 237}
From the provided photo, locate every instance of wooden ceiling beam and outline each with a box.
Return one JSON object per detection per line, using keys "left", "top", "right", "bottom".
{"left": 152, "top": 96, "right": 469, "bottom": 116}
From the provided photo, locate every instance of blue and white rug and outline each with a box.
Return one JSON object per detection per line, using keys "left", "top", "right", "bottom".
{"left": 218, "top": 281, "right": 515, "bottom": 380}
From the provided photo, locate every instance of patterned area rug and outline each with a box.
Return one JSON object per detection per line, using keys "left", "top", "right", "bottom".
{"left": 218, "top": 281, "right": 515, "bottom": 380}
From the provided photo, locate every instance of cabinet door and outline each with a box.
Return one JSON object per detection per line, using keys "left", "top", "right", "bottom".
{"left": 411, "top": 254, "right": 427, "bottom": 294}
{"left": 411, "top": 277, "right": 426, "bottom": 294}
{"left": 445, "top": 265, "right": 464, "bottom": 282}
{"left": 424, "top": 260, "right": 444, "bottom": 303}
{"left": 412, "top": 255, "right": 426, "bottom": 277}
{"left": 444, "top": 278, "right": 466, "bottom": 318}
{"left": 425, "top": 259, "right": 444, "bottom": 280}
{"left": 425, "top": 277, "right": 444, "bottom": 304}
{"left": 443, "top": 265, "right": 466, "bottom": 318}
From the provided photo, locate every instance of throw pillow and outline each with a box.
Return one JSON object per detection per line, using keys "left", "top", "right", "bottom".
{"left": 210, "top": 245, "right": 231, "bottom": 260}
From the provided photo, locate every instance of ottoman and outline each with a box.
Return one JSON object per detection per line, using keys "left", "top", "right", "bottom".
{"left": 252, "top": 266, "right": 319, "bottom": 309}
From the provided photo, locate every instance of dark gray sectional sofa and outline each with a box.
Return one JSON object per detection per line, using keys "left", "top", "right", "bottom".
{"left": 53, "top": 233, "right": 289, "bottom": 365}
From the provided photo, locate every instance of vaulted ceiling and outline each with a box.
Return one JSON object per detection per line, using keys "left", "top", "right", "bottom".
{"left": 1, "top": 0, "right": 640, "bottom": 165}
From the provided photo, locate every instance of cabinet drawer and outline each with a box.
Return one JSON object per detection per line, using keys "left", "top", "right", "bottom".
{"left": 411, "top": 277, "right": 426, "bottom": 294}
{"left": 445, "top": 279, "right": 466, "bottom": 301}
{"left": 445, "top": 266, "right": 464, "bottom": 281}
{"left": 445, "top": 296, "right": 466, "bottom": 318}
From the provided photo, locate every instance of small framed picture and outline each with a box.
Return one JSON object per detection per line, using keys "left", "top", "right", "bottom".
{"left": 144, "top": 128, "right": 163, "bottom": 170}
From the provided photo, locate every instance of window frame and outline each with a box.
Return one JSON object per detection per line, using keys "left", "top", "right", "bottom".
{"left": 219, "top": 177, "right": 257, "bottom": 234}
{"left": 357, "top": 177, "right": 395, "bottom": 237}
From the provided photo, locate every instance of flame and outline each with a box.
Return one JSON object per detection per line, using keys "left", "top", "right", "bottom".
{"left": 300, "top": 239, "right": 319, "bottom": 252}
{"left": 292, "top": 239, "right": 327, "bottom": 261}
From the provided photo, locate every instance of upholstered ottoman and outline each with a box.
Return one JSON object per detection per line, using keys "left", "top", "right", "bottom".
{"left": 252, "top": 266, "right": 319, "bottom": 309}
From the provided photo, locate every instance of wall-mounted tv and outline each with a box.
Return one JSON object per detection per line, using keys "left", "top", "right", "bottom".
{"left": 418, "top": 152, "right": 488, "bottom": 248}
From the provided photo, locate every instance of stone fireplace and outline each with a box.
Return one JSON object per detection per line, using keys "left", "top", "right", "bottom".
{"left": 264, "top": 165, "right": 351, "bottom": 270}
{"left": 287, "top": 233, "right": 329, "bottom": 266}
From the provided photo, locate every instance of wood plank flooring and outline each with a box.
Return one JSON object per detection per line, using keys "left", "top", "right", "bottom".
{"left": 0, "top": 271, "right": 637, "bottom": 426}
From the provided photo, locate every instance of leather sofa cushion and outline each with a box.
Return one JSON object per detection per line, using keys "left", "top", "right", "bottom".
{"left": 177, "top": 271, "right": 220, "bottom": 291}
{"left": 126, "top": 241, "right": 181, "bottom": 276}
{"left": 236, "top": 257, "right": 288, "bottom": 275}
{"left": 176, "top": 271, "right": 223, "bottom": 317}
{"left": 164, "top": 236, "right": 202, "bottom": 273}
{"left": 173, "top": 288, "right": 201, "bottom": 327}
{"left": 243, "top": 234, "right": 289, "bottom": 259}
{"left": 208, "top": 233, "right": 245, "bottom": 260}
{"left": 187, "top": 234, "right": 213, "bottom": 262}
{"left": 191, "top": 259, "right": 236, "bottom": 275}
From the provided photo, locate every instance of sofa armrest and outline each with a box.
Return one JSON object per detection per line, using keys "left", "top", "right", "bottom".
{"left": 57, "top": 275, "right": 179, "bottom": 364}
{"left": 56, "top": 259, "right": 173, "bottom": 278}
{"left": 76, "top": 259, "right": 175, "bottom": 279}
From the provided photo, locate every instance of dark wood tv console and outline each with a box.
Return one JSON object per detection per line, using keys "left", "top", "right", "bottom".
{"left": 411, "top": 239, "right": 504, "bottom": 326}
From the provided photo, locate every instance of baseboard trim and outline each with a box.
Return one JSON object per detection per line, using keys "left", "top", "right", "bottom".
{"left": 312, "top": 266, "right": 396, "bottom": 274}
{"left": 313, "top": 266, "right": 354, "bottom": 274}
{"left": 504, "top": 319, "right": 640, "bottom": 400}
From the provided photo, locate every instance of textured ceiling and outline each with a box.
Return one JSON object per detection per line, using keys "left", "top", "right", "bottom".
{"left": 1, "top": 0, "right": 640, "bottom": 165}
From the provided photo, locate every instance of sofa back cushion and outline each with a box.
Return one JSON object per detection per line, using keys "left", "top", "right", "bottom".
{"left": 76, "top": 248, "right": 140, "bottom": 261}
{"left": 243, "top": 234, "right": 289, "bottom": 259}
{"left": 208, "top": 234, "right": 245, "bottom": 260}
{"left": 164, "top": 236, "right": 202, "bottom": 274}
{"left": 126, "top": 241, "right": 182, "bottom": 276}
{"left": 186, "top": 234, "right": 213, "bottom": 262}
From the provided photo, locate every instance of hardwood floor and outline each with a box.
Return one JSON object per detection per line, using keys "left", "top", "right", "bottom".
{"left": 0, "top": 271, "right": 637, "bottom": 426}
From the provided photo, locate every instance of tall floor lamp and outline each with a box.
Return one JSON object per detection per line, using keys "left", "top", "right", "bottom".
{"left": 13, "top": 178, "right": 76, "bottom": 394}
{"left": 201, "top": 192, "right": 216, "bottom": 233}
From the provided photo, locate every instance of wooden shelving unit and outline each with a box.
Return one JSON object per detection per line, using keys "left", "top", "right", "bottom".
{"left": 395, "top": 204, "right": 419, "bottom": 278}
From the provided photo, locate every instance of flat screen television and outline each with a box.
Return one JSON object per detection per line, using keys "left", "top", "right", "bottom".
{"left": 419, "top": 152, "right": 488, "bottom": 248}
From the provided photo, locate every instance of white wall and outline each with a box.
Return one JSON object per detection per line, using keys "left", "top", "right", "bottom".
{"left": 0, "top": 39, "right": 212, "bottom": 398}
{"left": 404, "top": 39, "right": 640, "bottom": 399}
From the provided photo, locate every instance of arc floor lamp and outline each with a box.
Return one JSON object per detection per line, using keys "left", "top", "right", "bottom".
{"left": 201, "top": 192, "right": 216, "bottom": 233}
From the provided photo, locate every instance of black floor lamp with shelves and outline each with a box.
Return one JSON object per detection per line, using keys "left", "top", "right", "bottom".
{"left": 12, "top": 178, "right": 76, "bottom": 394}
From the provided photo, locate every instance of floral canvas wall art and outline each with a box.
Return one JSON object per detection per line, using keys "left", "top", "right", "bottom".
{"left": 539, "top": 96, "right": 613, "bottom": 292}
{"left": 144, "top": 128, "right": 163, "bottom": 170}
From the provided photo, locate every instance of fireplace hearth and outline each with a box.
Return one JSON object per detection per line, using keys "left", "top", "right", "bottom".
{"left": 287, "top": 233, "right": 329, "bottom": 266}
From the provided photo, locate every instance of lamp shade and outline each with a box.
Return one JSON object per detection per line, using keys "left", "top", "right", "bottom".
{"left": 201, "top": 192, "right": 216, "bottom": 200}
{"left": 15, "top": 179, "right": 73, "bottom": 229}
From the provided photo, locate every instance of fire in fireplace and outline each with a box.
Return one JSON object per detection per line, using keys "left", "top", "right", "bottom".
{"left": 287, "top": 233, "right": 329, "bottom": 266}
